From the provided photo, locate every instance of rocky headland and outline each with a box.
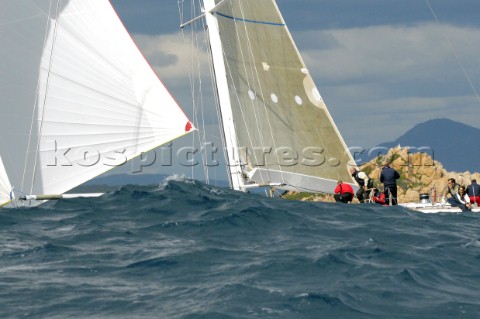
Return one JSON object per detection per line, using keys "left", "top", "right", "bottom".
{"left": 285, "top": 146, "right": 479, "bottom": 203}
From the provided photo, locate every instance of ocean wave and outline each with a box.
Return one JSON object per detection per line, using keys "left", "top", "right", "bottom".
{"left": 1, "top": 179, "right": 480, "bottom": 318}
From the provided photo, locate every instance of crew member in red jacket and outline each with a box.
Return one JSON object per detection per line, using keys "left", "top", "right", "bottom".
{"left": 371, "top": 188, "right": 386, "bottom": 205}
{"left": 334, "top": 180, "right": 354, "bottom": 203}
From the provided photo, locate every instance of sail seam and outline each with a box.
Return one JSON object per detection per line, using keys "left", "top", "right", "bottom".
{"left": 237, "top": 2, "right": 285, "bottom": 185}
{"left": 216, "top": 12, "right": 285, "bottom": 27}
{"left": 235, "top": 3, "right": 272, "bottom": 185}
{"left": 231, "top": 4, "right": 269, "bottom": 181}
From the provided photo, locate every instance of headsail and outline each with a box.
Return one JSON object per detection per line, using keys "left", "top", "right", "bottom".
{"left": 203, "top": 0, "right": 357, "bottom": 193}
{"left": 0, "top": 0, "right": 192, "bottom": 203}
{"left": 0, "top": 157, "right": 13, "bottom": 207}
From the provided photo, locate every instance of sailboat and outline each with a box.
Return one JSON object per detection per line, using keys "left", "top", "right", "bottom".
{"left": 182, "top": 0, "right": 358, "bottom": 195}
{"left": 0, "top": 0, "right": 193, "bottom": 207}
{"left": 177, "top": 0, "right": 480, "bottom": 214}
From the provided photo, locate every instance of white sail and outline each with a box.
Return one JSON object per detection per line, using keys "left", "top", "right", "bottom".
{"left": 0, "top": 0, "right": 193, "bottom": 204}
{"left": 202, "top": 0, "right": 357, "bottom": 194}
{"left": 0, "top": 157, "right": 13, "bottom": 207}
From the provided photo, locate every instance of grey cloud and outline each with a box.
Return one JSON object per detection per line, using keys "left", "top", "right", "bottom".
{"left": 148, "top": 51, "right": 178, "bottom": 68}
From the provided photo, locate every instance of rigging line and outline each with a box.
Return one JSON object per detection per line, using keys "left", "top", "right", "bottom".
{"left": 228, "top": 5, "right": 269, "bottom": 177}
{"left": 216, "top": 3, "right": 278, "bottom": 187}
{"left": 194, "top": 0, "right": 211, "bottom": 184}
{"left": 191, "top": 2, "right": 205, "bottom": 182}
{"left": 180, "top": 0, "right": 227, "bottom": 28}
{"left": 193, "top": 4, "right": 229, "bottom": 187}
{"left": 234, "top": 3, "right": 270, "bottom": 185}
{"left": 202, "top": 4, "right": 227, "bottom": 186}
{"left": 23, "top": 0, "right": 61, "bottom": 194}
{"left": 205, "top": 22, "right": 237, "bottom": 190}
{"left": 237, "top": 2, "right": 285, "bottom": 184}
{"left": 221, "top": 42, "right": 263, "bottom": 180}
{"left": 425, "top": 0, "right": 480, "bottom": 104}
{"left": 190, "top": 2, "right": 202, "bottom": 180}
{"left": 236, "top": 3, "right": 272, "bottom": 156}
{"left": 204, "top": 2, "right": 255, "bottom": 189}
{"left": 0, "top": 14, "right": 46, "bottom": 27}
{"left": 198, "top": 0, "right": 213, "bottom": 184}
{"left": 178, "top": 0, "right": 192, "bottom": 179}
{"left": 205, "top": 23, "right": 230, "bottom": 187}
{"left": 213, "top": 17, "right": 260, "bottom": 186}
{"left": 180, "top": 0, "right": 210, "bottom": 182}
{"left": 179, "top": 0, "right": 199, "bottom": 181}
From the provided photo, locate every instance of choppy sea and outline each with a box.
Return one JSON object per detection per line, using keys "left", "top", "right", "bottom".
{"left": 1, "top": 177, "right": 480, "bottom": 319}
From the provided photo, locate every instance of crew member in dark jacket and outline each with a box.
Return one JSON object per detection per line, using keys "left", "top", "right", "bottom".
{"left": 349, "top": 167, "right": 371, "bottom": 203}
{"left": 379, "top": 159, "right": 400, "bottom": 205}
{"left": 466, "top": 179, "right": 480, "bottom": 206}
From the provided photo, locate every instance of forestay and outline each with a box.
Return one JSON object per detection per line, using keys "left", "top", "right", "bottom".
{"left": 203, "top": 0, "right": 357, "bottom": 193}
{"left": 0, "top": 0, "right": 192, "bottom": 205}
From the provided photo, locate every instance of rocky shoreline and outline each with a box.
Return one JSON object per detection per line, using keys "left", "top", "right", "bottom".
{"left": 284, "top": 146, "right": 480, "bottom": 203}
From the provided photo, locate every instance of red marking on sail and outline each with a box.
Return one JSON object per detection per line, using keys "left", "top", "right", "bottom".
{"left": 185, "top": 121, "right": 193, "bottom": 132}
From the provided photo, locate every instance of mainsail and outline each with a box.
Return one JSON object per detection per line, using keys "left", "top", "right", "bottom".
{"left": 202, "top": 0, "right": 357, "bottom": 193}
{"left": 0, "top": 0, "right": 192, "bottom": 205}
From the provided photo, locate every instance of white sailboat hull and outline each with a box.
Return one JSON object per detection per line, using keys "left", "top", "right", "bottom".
{"left": 400, "top": 202, "right": 480, "bottom": 213}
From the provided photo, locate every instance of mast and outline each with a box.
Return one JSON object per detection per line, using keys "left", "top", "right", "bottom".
{"left": 203, "top": 0, "right": 246, "bottom": 191}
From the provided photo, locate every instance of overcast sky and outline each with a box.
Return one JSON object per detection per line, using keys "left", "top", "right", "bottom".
{"left": 110, "top": 0, "right": 480, "bottom": 178}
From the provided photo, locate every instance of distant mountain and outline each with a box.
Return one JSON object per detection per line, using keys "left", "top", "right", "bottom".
{"left": 367, "top": 119, "right": 479, "bottom": 172}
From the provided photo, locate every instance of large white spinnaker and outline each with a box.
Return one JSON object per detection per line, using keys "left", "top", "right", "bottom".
{"left": 0, "top": 0, "right": 193, "bottom": 204}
